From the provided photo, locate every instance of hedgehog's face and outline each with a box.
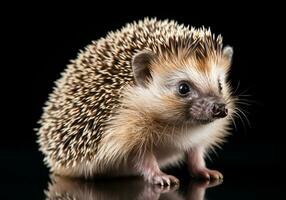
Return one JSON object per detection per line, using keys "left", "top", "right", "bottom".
{"left": 132, "top": 47, "right": 233, "bottom": 125}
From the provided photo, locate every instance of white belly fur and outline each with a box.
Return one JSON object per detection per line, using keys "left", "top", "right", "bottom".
{"left": 154, "top": 118, "right": 227, "bottom": 169}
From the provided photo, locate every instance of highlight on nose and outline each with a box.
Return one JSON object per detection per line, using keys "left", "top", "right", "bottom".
{"left": 211, "top": 103, "right": 228, "bottom": 118}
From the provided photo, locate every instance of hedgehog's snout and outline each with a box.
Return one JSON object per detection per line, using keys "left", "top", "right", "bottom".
{"left": 211, "top": 103, "right": 228, "bottom": 119}
{"left": 189, "top": 97, "right": 227, "bottom": 123}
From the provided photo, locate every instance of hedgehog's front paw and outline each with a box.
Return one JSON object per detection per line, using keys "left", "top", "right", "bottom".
{"left": 191, "top": 168, "right": 223, "bottom": 180}
{"left": 146, "top": 172, "right": 179, "bottom": 186}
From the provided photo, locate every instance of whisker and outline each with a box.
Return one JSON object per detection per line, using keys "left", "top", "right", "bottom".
{"left": 235, "top": 107, "right": 251, "bottom": 128}
{"left": 232, "top": 110, "right": 247, "bottom": 134}
{"left": 237, "top": 94, "right": 253, "bottom": 97}
{"left": 228, "top": 114, "right": 238, "bottom": 131}
{"left": 234, "top": 101, "right": 252, "bottom": 106}
{"left": 229, "top": 96, "right": 261, "bottom": 107}
{"left": 236, "top": 106, "right": 251, "bottom": 114}
{"left": 235, "top": 85, "right": 255, "bottom": 96}
{"left": 233, "top": 80, "right": 241, "bottom": 95}
{"left": 239, "top": 99, "right": 262, "bottom": 106}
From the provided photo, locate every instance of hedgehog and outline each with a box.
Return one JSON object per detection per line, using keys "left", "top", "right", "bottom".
{"left": 37, "top": 18, "right": 235, "bottom": 186}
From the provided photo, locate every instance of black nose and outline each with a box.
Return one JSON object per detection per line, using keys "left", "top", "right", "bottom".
{"left": 211, "top": 103, "right": 228, "bottom": 118}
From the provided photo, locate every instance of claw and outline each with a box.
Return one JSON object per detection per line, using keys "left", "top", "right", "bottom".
{"left": 191, "top": 168, "right": 223, "bottom": 180}
{"left": 148, "top": 173, "right": 180, "bottom": 186}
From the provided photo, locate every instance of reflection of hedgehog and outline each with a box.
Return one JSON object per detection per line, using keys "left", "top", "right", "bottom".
{"left": 38, "top": 18, "right": 235, "bottom": 185}
{"left": 45, "top": 175, "right": 221, "bottom": 200}
{"left": 45, "top": 175, "right": 158, "bottom": 200}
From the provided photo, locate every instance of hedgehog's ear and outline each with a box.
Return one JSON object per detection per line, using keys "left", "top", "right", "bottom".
{"left": 223, "top": 46, "right": 233, "bottom": 62}
{"left": 132, "top": 50, "right": 156, "bottom": 87}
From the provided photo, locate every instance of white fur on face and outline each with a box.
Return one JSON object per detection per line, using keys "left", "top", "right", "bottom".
{"left": 152, "top": 58, "right": 229, "bottom": 97}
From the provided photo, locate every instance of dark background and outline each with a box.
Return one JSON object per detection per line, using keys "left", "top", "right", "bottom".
{"left": 2, "top": 2, "right": 284, "bottom": 199}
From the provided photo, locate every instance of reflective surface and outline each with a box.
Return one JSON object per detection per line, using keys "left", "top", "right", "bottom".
{"left": 45, "top": 175, "right": 222, "bottom": 200}
{"left": 0, "top": 149, "right": 283, "bottom": 199}
{"left": 42, "top": 174, "right": 283, "bottom": 200}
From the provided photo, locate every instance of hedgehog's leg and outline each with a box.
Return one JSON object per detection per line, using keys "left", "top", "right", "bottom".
{"left": 133, "top": 151, "right": 179, "bottom": 186}
{"left": 186, "top": 146, "right": 223, "bottom": 180}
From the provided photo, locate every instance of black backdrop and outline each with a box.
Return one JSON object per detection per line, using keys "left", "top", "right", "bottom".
{"left": 2, "top": 2, "right": 284, "bottom": 199}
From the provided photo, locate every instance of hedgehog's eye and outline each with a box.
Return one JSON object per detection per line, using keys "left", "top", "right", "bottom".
{"left": 178, "top": 82, "right": 191, "bottom": 96}
{"left": 218, "top": 80, "right": 223, "bottom": 92}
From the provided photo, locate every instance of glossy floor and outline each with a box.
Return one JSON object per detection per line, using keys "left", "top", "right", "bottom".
{"left": 1, "top": 148, "right": 283, "bottom": 199}
{"left": 3, "top": 172, "right": 283, "bottom": 199}
{"left": 47, "top": 176, "right": 224, "bottom": 199}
